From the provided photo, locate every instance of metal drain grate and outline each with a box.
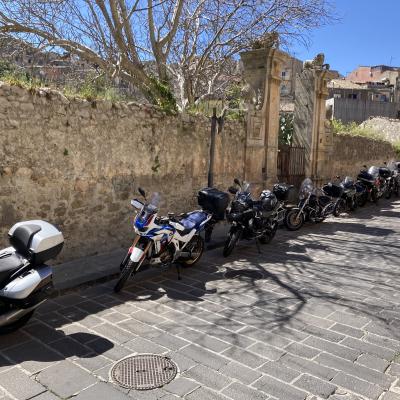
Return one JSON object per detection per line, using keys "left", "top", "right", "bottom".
{"left": 111, "top": 354, "right": 178, "bottom": 390}
{"left": 224, "top": 269, "right": 263, "bottom": 280}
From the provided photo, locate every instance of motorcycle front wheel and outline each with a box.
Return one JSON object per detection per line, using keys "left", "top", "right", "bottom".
{"left": 180, "top": 235, "right": 204, "bottom": 267}
{"left": 285, "top": 209, "right": 305, "bottom": 231}
{"left": 333, "top": 199, "right": 346, "bottom": 217}
{"left": 259, "top": 224, "right": 278, "bottom": 244}
{"left": 114, "top": 260, "right": 138, "bottom": 293}
{"left": 223, "top": 229, "right": 241, "bottom": 257}
{"left": 0, "top": 310, "right": 35, "bottom": 335}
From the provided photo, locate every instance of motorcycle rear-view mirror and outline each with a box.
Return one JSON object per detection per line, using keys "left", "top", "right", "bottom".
{"left": 233, "top": 178, "right": 241, "bottom": 186}
{"left": 131, "top": 199, "right": 143, "bottom": 209}
{"left": 228, "top": 186, "right": 238, "bottom": 195}
{"left": 138, "top": 187, "right": 146, "bottom": 199}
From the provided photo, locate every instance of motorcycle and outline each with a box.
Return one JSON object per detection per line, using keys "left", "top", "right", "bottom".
{"left": 387, "top": 161, "right": 400, "bottom": 197}
{"left": 321, "top": 179, "right": 346, "bottom": 217}
{"left": 114, "top": 187, "right": 224, "bottom": 293}
{"left": 272, "top": 183, "right": 297, "bottom": 226}
{"left": 223, "top": 179, "right": 279, "bottom": 257}
{"left": 378, "top": 163, "right": 392, "bottom": 199}
{"left": 328, "top": 176, "right": 358, "bottom": 216}
{"left": 0, "top": 220, "right": 64, "bottom": 334}
{"left": 357, "top": 166, "right": 380, "bottom": 204}
{"left": 285, "top": 178, "right": 336, "bottom": 231}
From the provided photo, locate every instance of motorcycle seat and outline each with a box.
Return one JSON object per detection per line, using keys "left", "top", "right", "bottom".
{"left": 0, "top": 251, "right": 24, "bottom": 286}
{"left": 178, "top": 211, "right": 208, "bottom": 235}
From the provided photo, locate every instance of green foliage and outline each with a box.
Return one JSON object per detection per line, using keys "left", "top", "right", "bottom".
{"left": 63, "top": 148, "right": 69, "bottom": 156}
{"left": 148, "top": 76, "right": 177, "bottom": 114}
{"left": 225, "top": 83, "right": 242, "bottom": 109}
{"left": 279, "top": 112, "right": 294, "bottom": 145}
{"left": 331, "top": 119, "right": 383, "bottom": 140}
{"left": 0, "top": 63, "right": 44, "bottom": 91}
{"left": 63, "top": 74, "right": 125, "bottom": 102}
{"left": 393, "top": 141, "right": 400, "bottom": 158}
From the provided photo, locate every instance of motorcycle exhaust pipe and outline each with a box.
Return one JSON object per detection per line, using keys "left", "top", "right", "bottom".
{"left": 0, "top": 304, "right": 38, "bottom": 327}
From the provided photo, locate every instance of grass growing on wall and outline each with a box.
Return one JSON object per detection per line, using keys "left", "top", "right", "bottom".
{"left": 332, "top": 119, "right": 384, "bottom": 140}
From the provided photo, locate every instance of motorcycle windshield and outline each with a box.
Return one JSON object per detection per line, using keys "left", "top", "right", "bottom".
{"left": 299, "top": 178, "right": 314, "bottom": 199}
{"left": 242, "top": 181, "right": 251, "bottom": 193}
{"left": 368, "top": 166, "right": 379, "bottom": 178}
{"left": 344, "top": 176, "right": 353, "bottom": 185}
{"left": 135, "top": 192, "right": 160, "bottom": 228}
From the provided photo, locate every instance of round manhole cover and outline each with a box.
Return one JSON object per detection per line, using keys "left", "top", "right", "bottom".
{"left": 224, "top": 269, "right": 263, "bottom": 280}
{"left": 111, "top": 354, "right": 178, "bottom": 390}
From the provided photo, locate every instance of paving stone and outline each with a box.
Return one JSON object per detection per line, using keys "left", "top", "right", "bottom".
{"left": 284, "top": 342, "right": 321, "bottom": 359}
{"left": 239, "top": 326, "right": 291, "bottom": 348}
{"left": 124, "top": 337, "right": 169, "bottom": 354}
{"left": 222, "top": 382, "right": 267, "bottom": 400}
{"left": 181, "top": 344, "right": 229, "bottom": 370}
{"left": 293, "top": 374, "right": 336, "bottom": 399}
{"left": 356, "top": 353, "right": 390, "bottom": 372}
{"left": 163, "top": 376, "right": 200, "bottom": 397}
{"left": 36, "top": 360, "right": 98, "bottom": 398}
{"left": 327, "top": 311, "right": 370, "bottom": 328}
{"left": 279, "top": 353, "right": 337, "bottom": 380}
{"left": 253, "top": 374, "right": 307, "bottom": 400}
{"left": 23, "top": 322, "right": 65, "bottom": 343}
{"left": 183, "top": 364, "right": 231, "bottom": 390}
{"left": 0, "top": 367, "right": 46, "bottom": 399}
{"left": 329, "top": 323, "right": 364, "bottom": 339}
{"left": 315, "top": 353, "right": 394, "bottom": 389}
{"left": 331, "top": 372, "right": 383, "bottom": 400}
{"left": 341, "top": 336, "right": 396, "bottom": 360}
{"left": 85, "top": 338, "right": 133, "bottom": 360}
{"left": 2, "top": 340, "right": 61, "bottom": 374}
{"left": 303, "top": 336, "right": 360, "bottom": 361}
{"left": 246, "top": 342, "right": 285, "bottom": 361}
{"left": 185, "top": 386, "right": 230, "bottom": 400}
{"left": 381, "top": 392, "right": 400, "bottom": 400}
{"left": 27, "top": 391, "right": 60, "bottom": 400}
{"left": 73, "top": 382, "right": 128, "bottom": 399}
{"left": 258, "top": 360, "right": 301, "bottom": 382}
{"left": 92, "top": 323, "right": 135, "bottom": 344}
{"left": 388, "top": 363, "right": 400, "bottom": 376}
{"left": 0, "top": 330, "right": 31, "bottom": 350}
{"left": 221, "top": 346, "right": 265, "bottom": 368}
{"left": 175, "top": 328, "right": 231, "bottom": 353}
{"left": 219, "top": 361, "right": 262, "bottom": 385}
{"left": 74, "top": 353, "right": 112, "bottom": 372}
{"left": 51, "top": 336, "right": 92, "bottom": 358}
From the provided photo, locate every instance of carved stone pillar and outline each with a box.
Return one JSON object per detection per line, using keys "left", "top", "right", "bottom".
{"left": 293, "top": 67, "right": 336, "bottom": 184}
{"left": 240, "top": 47, "right": 288, "bottom": 189}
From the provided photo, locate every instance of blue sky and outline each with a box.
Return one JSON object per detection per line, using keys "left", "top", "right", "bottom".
{"left": 291, "top": 0, "right": 400, "bottom": 76}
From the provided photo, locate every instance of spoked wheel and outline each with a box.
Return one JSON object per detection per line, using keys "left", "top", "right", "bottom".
{"left": 333, "top": 199, "right": 346, "bottom": 217}
{"left": 223, "top": 230, "right": 241, "bottom": 257}
{"left": 0, "top": 310, "right": 35, "bottom": 335}
{"left": 285, "top": 209, "right": 304, "bottom": 231}
{"left": 180, "top": 235, "right": 204, "bottom": 267}
{"left": 114, "top": 260, "right": 138, "bottom": 293}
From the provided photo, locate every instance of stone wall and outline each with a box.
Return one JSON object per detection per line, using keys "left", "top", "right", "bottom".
{"left": 332, "top": 133, "right": 397, "bottom": 178}
{"left": 0, "top": 82, "right": 246, "bottom": 262}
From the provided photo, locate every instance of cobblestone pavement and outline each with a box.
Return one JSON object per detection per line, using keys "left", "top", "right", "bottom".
{"left": 1, "top": 200, "right": 400, "bottom": 400}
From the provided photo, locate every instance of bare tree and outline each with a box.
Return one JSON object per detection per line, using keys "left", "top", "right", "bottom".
{"left": 0, "top": 0, "right": 334, "bottom": 109}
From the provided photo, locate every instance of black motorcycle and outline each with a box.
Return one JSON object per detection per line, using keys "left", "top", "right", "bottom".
{"left": 387, "top": 161, "right": 400, "bottom": 197}
{"left": 357, "top": 166, "right": 380, "bottom": 204}
{"left": 223, "top": 179, "right": 278, "bottom": 257}
{"left": 321, "top": 180, "right": 345, "bottom": 217}
{"left": 272, "top": 183, "right": 297, "bottom": 226}
{"left": 328, "top": 176, "right": 358, "bottom": 216}
{"left": 285, "top": 178, "right": 336, "bottom": 231}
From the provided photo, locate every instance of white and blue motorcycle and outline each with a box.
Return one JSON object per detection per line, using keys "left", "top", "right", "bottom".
{"left": 114, "top": 188, "right": 212, "bottom": 293}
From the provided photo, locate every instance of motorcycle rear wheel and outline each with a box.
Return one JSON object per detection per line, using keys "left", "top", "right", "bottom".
{"left": 0, "top": 310, "right": 34, "bottom": 335}
{"left": 285, "top": 209, "right": 304, "bottom": 231}
{"left": 180, "top": 235, "right": 204, "bottom": 266}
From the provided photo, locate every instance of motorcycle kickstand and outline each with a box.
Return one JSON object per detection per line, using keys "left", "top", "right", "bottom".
{"left": 255, "top": 239, "right": 262, "bottom": 254}
{"left": 176, "top": 263, "right": 182, "bottom": 280}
